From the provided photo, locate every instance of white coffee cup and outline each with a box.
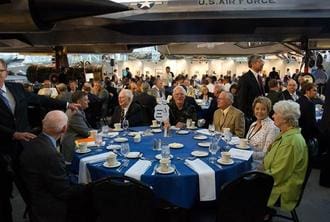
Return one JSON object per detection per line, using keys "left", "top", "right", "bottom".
{"left": 223, "top": 128, "right": 230, "bottom": 134}
{"left": 159, "top": 158, "right": 171, "bottom": 172}
{"left": 152, "top": 120, "right": 158, "bottom": 127}
{"left": 78, "top": 142, "right": 87, "bottom": 152}
{"left": 239, "top": 138, "right": 249, "bottom": 148}
{"left": 133, "top": 133, "right": 141, "bottom": 143}
{"left": 107, "top": 152, "right": 117, "bottom": 166}
{"left": 114, "top": 123, "right": 121, "bottom": 130}
{"left": 186, "top": 118, "right": 192, "bottom": 128}
{"left": 191, "top": 121, "right": 196, "bottom": 128}
{"left": 89, "top": 130, "right": 97, "bottom": 139}
{"left": 221, "top": 151, "right": 231, "bottom": 163}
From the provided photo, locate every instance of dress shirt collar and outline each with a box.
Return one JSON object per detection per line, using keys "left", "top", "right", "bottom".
{"left": 1, "top": 83, "right": 7, "bottom": 93}
{"left": 42, "top": 132, "right": 57, "bottom": 150}
{"left": 221, "top": 105, "right": 231, "bottom": 116}
{"left": 249, "top": 69, "right": 260, "bottom": 82}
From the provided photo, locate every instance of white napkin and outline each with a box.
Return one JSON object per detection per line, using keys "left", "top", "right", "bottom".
{"left": 184, "top": 159, "right": 216, "bottom": 201}
{"left": 196, "top": 129, "right": 212, "bottom": 136}
{"left": 228, "top": 136, "right": 240, "bottom": 145}
{"left": 126, "top": 152, "right": 141, "bottom": 158}
{"left": 106, "top": 132, "right": 119, "bottom": 138}
{"left": 229, "top": 148, "right": 254, "bottom": 161}
{"left": 78, "top": 152, "right": 112, "bottom": 184}
{"left": 124, "top": 160, "right": 152, "bottom": 181}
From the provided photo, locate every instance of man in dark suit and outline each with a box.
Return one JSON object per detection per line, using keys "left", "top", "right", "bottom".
{"left": 109, "top": 89, "right": 147, "bottom": 127}
{"left": 134, "top": 82, "right": 157, "bottom": 125}
{"left": 237, "top": 55, "right": 265, "bottom": 121}
{"left": 282, "top": 79, "right": 301, "bottom": 101}
{"left": 20, "top": 110, "right": 86, "bottom": 222}
{"left": 0, "top": 59, "right": 78, "bottom": 222}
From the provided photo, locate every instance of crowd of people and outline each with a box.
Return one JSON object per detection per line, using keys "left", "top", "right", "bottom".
{"left": 1, "top": 55, "right": 330, "bottom": 222}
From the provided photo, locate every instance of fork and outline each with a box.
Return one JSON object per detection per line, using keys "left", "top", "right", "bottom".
{"left": 151, "top": 164, "right": 157, "bottom": 175}
{"left": 117, "top": 159, "right": 129, "bottom": 172}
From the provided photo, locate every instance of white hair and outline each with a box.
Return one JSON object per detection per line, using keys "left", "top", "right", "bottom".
{"left": 173, "top": 85, "right": 187, "bottom": 96}
{"left": 273, "top": 100, "right": 300, "bottom": 127}
{"left": 119, "top": 89, "right": 133, "bottom": 101}
{"left": 221, "top": 91, "right": 234, "bottom": 104}
{"left": 42, "top": 110, "right": 68, "bottom": 133}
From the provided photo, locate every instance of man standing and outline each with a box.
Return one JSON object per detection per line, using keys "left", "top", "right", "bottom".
{"left": 163, "top": 66, "right": 174, "bottom": 87}
{"left": 237, "top": 55, "right": 265, "bottom": 121}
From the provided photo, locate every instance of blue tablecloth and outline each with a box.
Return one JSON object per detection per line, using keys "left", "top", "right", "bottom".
{"left": 71, "top": 127, "right": 252, "bottom": 208}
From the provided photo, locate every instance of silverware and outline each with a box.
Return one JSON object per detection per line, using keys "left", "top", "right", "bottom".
{"left": 213, "top": 162, "right": 223, "bottom": 169}
{"left": 117, "top": 159, "right": 129, "bottom": 172}
{"left": 175, "top": 168, "right": 181, "bottom": 176}
{"left": 151, "top": 164, "right": 157, "bottom": 175}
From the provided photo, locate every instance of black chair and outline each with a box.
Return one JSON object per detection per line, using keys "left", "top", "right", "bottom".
{"left": 91, "top": 176, "right": 155, "bottom": 222}
{"left": 273, "top": 149, "right": 312, "bottom": 222}
{"left": 216, "top": 171, "right": 274, "bottom": 222}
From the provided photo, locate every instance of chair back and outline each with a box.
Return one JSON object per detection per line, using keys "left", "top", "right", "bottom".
{"left": 216, "top": 171, "right": 274, "bottom": 222}
{"left": 92, "top": 176, "right": 155, "bottom": 222}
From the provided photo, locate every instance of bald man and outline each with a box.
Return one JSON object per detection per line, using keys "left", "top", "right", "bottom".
{"left": 282, "top": 79, "right": 301, "bottom": 101}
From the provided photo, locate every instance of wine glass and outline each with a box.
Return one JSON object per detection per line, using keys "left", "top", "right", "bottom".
{"left": 120, "top": 143, "right": 130, "bottom": 157}
{"left": 95, "top": 133, "right": 103, "bottom": 147}
{"left": 223, "top": 131, "right": 232, "bottom": 151}
{"left": 208, "top": 123, "right": 215, "bottom": 136}
{"left": 122, "top": 119, "right": 129, "bottom": 136}
{"left": 208, "top": 141, "right": 219, "bottom": 163}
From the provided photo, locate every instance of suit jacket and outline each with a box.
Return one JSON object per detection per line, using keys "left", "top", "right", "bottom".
{"left": 237, "top": 70, "right": 264, "bottom": 118}
{"left": 61, "top": 109, "right": 91, "bottom": 162}
{"left": 148, "top": 87, "right": 165, "bottom": 99}
{"left": 20, "top": 134, "right": 85, "bottom": 222}
{"left": 134, "top": 92, "right": 157, "bottom": 124}
{"left": 213, "top": 106, "right": 245, "bottom": 138}
{"left": 109, "top": 102, "right": 147, "bottom": 127}
{"left": 297, "top": 95, "right": 319, "bottom": 141}
{"left": 282, "top": 90, "right": 301, "bottom": 101}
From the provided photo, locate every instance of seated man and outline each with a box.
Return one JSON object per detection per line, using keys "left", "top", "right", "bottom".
{"left": 61, "top": 91, "right": 92, "bottom": 162}
{"left": 109, "top": 89, "right": 147, "bottom": 127}
{"left": 213, "top": 91, "right": 245, "bottom": 137}
{"left": 282, "top": 79, "right": 301, "bottom": 101}
{"left": 168, "top": 86, "right": 197, "bottom": 128}
{"left": 20, "top": 110, "right": 86, "bottom": 222}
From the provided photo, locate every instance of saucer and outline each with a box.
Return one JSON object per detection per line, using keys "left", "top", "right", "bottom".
{"left": 176, "top": 130, "right": 189, "bottom": 135}
{"left": 114, "top": 137, "right": 128, "bottom": 143}
{"left": 155, "top": 154, "right": 174, "bottom": 160}
{"left": 112, "top": 128, "right": 124, "bottom": 132}
{"left": 169, "top": 143, "right": 184, "bottom": 149}
{"left": 217, "top": 158, "right": 234, "bottom": 165}
{"left": 191, "top": 151, "right": 208, "bottom": 157}
{"left": 236, "top": 144, "right": 249, "bottom": 149}
{"left": 193, "top": 135, "right": 208, "bottom": 140}
{"left": 75, "top": 148, "right": 91, "bottom": 154}
{"left": 156, "top": 166, "right": 175, "bottom": 174}
{"left": 197, "top": 142, "right": 211, "bottom": 148}
{"left": 103, "top": 161, "right": 121, "bottom": 168}
{"left": 150, "top": 124, "right": 160, "bottom": 128}
{"left": 151, "top": 129, "right": 162, "bottom": 133}
{"left": 106, "top": 144, "right": 121, "bottom": 150}
{"left": 126, "top": 152, "right": 142, "bottom": 159}
{"left": 128, "top": 132, "right": 139, "bottom": 137}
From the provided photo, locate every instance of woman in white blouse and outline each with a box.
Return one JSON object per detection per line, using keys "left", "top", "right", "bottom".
{"left": 246, "top": 96, "right": 279, "bottom": 167}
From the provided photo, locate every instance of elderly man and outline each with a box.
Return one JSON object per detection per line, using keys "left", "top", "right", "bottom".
{"left": 213, "top": 91, "right": 245, "bottom": 137}
{"left": 282, "top": 79, "right": 301, "bottom": 101}
{"left": 206, "top": 84, "right": 224, "bottom": 126}
{"left": 168, "top": 86, "right": 197, "bottom": 128}
{"left": 109, "top": 89, "right": 146, "bottom": 127}
{"left": 20, "top": 111, "right": 86, "bottom": 222}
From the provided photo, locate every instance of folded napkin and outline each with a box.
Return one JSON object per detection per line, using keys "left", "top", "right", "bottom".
{"left": 229, "top": 148, "right": 253, "bottom": 161}
{"left": 196, "top": 129, "right": 212, "bottom": 136}
{"left": 228, "top": 136, "right": 240, "bottom": 145}
{"left": 106, "top": 132, "right": 119, "bottom": 138}
{"left": 185, "top": 159, "right": 216, "bottom": 201}
{"left": 126, "top": 152, "right": 141, "bottom": 158}
{"left": 78, "top": 152, "right": 111, "bottom": 184}
{"left": 170, "top": 126, "right": 180, "bottom": 131}
{"left": 124, "top": 160, "right": 152, "bottom": 181}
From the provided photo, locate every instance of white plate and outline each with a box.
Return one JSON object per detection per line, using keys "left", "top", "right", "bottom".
{"left": 112, "top": 128, "right": 124, "bottom": 132}
{"left": 106, "top": 132, "right": 119, "bottom": 138}
{"left": 236, "top": 144, "right": 249, "bottom": 149}
{"left": 197, "top": 142, "right": 211, "bottom": 148}
{"left": 128, "top": 132, "right": 139, "bottom": 137}
{"left": 151, "top": 129, "right": 162, "bottom": 133}
{"left": 156, "top": 166, "right": 175, "bottom": 174}
{"left": 193, "top": 135, "right": 208, "bottom": 140}
{"left": 169, "top": 143, "right": 184, "bottom": 149}
{"left": 106, "top": 144, "right": 121, "bottom": 150}
{"left": 103, "top": 161, "right": 121, "bottom": 168}
{"left": 155, "top": 154, "right": 174, "bottom": 160}
{"left": 187, "top": 126, "right": 198, "bottom": 130}
{"left": 177, "top": 130, "right": 189, "bottom": 135}
{"left": 150, "top": 125, "right": 160, "bottom": 128}
{"left": 217, "top": 158, "right": 234, "bottom": 165}
{"left": 126, "top": 152, "right": 141, "bottom": 158}
{"left": 114, "top": 137, "right": 128, "bottom": 143}
{"left": 75, "top": 148, "right": 91, "bottom": 154}
{"left": 191, "top": 151, "right": 209, "bottom": 157}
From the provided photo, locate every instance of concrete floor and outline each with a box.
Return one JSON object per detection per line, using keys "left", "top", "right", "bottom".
{"left": 11, "top": 169, "right": 330, "bottom": 222}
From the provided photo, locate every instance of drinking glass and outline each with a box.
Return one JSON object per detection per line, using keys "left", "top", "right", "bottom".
{"left": 208, "top": 142, "right": 219, "bottom": 163}
{"left": 101, "top": 125, "right": 109, "bottom": 134}
{"left": 223, "top": 131, "right": 232, "bottom": 151}
{"left": 120, "top": 143, "right": 130, "bottom": 157}
{"left": 208, "top": 123, "right": 215, "bottom": 136}
{"left": 95, "top": 133, "right": 103, "bottom": 146}
{"left": 161, "top": 143, "right": 171, "bottom": 159}
{"left": 122, "top": 119, "right": 129, "bottom": 136}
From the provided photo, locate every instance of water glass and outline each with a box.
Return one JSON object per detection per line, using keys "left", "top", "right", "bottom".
{"left": 161, "top": 143, "right": 171, "bottom": 159}
{"left": 95, "top": 133, "right": 103, "bottom": 146}
{"left": 208, "top": 124, "right": 215, "bottom": 135}
{"left": 122, "top": 119, "right": 129, "bottom": 136}
{"left": 153, "top": 138, "right": 161, "bottom": 151}
{"left": 101, "top": 125, "right": 109, "bottom": 134}
{"left": 208, "top": 142, "right": 219, "bottom": 163}
{"left": 120, "top": 143, "right": 130, "bottom": 157}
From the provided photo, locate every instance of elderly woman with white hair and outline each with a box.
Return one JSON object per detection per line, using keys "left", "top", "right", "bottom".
{"left": 263, "top": 100, "right": 308, "bottom": 213}
{"left": 168, "top": 85, "right": 197, "bottom": 128}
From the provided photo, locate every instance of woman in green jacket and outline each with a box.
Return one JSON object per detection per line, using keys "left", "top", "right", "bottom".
{"left": 263, "top": 100, "right": 308, "bottom": 212}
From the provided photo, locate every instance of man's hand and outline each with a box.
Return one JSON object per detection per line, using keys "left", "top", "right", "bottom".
{"left": 13, "top": 132, "right": 37, "bottom": 141}
{"left": 176, "top": 122, "right": 186, "bottom": 129}
{"left": 67, "top": 103, "right": 81, "bottom": 111}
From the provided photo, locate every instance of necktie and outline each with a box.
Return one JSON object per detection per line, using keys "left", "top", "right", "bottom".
{"left": 120, "top": 109, "right": 125, "bottom": 122}
{"left": 0, "top": 89, "right": 12, "bottom": 112}
{"left": 257, "top": 75, "right": 265, "bottom": 96}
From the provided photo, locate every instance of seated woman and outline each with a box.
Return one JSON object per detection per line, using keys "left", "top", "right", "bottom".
{"left": 198, "top": 85, "right": 212, "bottom": 101}
{"left": 246, "top": 97, "right": 279, "bottom": 168}
{"left": 61, "top": 91, "right": 92, "bottom": 162}
{"left": 168, "top": 86, "right": 197, "bottom": 128}
{"left": 263, "top": 100, "right": 308, "bottom": 212}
